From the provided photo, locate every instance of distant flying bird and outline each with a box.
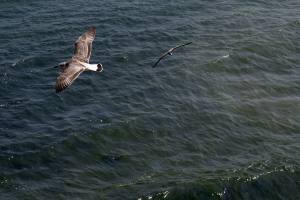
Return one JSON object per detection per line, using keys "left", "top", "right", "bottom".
{"left": 54, "top": 26, "right": 103, "bottom": 93}
{"left": 152, "top": 42, "right": 192, "bottom": 68}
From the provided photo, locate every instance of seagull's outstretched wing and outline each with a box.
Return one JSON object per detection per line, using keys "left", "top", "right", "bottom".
{"left": 55, "top": 62, "right": 85, "bottom": 93}
{"left": 152, "top": 51, "right": 170, "bottom": 68}
{"left": 173, "top": 42, "right": 192, "bottom": 51}
{"left": 73, "top": 26, "right": 96, "bottom": 63}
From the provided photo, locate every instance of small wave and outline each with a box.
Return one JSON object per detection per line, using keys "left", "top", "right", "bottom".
{"left": 137, "top": 167, "right": 299, "bottom": 200}
{"left": 11, "top": 57, "right": 32, "bottom": 67}
{"left": 222, "top": 54, "right": 230, "bottom": 58}
{"left": 138, "top": 190, "right": 169, "bottom": 200}
{"left": 11, "top": 55, "right": 53, "bottom": 69}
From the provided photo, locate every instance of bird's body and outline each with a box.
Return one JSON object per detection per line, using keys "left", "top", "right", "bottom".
{"left": 55, "top": 26, "right": 103, "bottom": 93}
{"left": 152, "top": 42, "right": 192, "bottom": 68}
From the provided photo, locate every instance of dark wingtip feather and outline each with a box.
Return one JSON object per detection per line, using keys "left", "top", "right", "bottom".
{"left": 89, "top": 26, "right": 96, "bottom": 32}
{"left": 87, "top": 26, "right": 96, "bottom": 38}
{"left": 55, "top": 88, "right": 62, "bottom": 93}
{"left": 55, "top": 85, "right": 63, "bottom": 93}
{"left": 55, "top": 81, "right": 68, "bottom": 93}
{"left": 152, "top": 60, "right": 160, "bottom": 68}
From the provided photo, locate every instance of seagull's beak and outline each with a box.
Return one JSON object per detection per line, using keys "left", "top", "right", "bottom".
{"left": 54, "top": 65, "right": 59, "bottom": 68}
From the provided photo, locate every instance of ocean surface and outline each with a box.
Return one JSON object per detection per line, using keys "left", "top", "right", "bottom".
{"left": 0, "top": 0, "right": 300, "bottom": 199}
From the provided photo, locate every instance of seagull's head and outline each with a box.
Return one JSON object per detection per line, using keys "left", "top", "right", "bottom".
{"left": 97, "top": 63, "right": 103, "bottom": 72}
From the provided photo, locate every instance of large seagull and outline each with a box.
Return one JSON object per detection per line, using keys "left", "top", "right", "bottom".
{"left": 55, "top": 26, "right": 103, "bottom": 93}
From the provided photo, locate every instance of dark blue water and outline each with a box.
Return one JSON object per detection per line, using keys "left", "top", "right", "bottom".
{"left": 1, "top": 0, "right": 300, "bottom": 199}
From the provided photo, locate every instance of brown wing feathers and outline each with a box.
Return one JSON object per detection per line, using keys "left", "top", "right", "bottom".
{"left": 55, "top": 62, "right": 85, "bottom": 93}
{"left": 73, "top": 26, "right": 96, "bottom": 63}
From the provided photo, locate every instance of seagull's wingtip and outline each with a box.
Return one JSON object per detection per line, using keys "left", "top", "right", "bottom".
{"left": 89, "top": 26, "right": 96, "bottom": 31}
{"left": 55, "top": 88, "right": 62, "bottom": 93}
{"left": 54, "top": 84, "right": 63, "bottom": 93}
